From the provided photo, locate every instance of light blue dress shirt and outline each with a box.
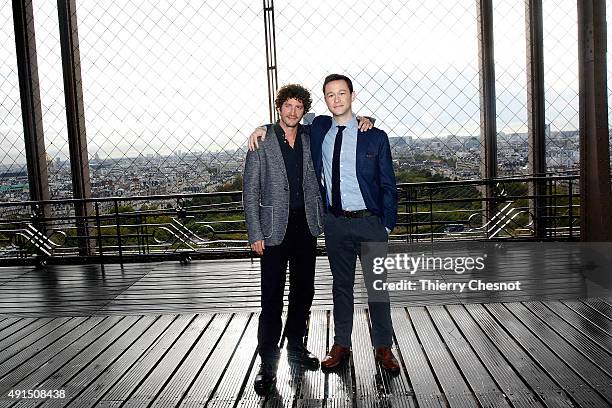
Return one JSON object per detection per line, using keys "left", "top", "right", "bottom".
{"left": 321, "top": 114, "right": 367, "bottom": 211}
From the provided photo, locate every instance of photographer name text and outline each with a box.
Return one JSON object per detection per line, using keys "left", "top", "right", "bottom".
{"left": 373, "top": 279, "right": 522, "bottom": 292}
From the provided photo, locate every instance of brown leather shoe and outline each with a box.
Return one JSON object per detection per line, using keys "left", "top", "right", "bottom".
{"left": 375, "top": 347, "right": 400, "bottom": 374}
{"left": 321, "top": 343, "right": 350, "bottom": 370}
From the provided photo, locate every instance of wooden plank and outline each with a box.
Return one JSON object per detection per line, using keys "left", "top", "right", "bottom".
{"left": 325, "top": 308, "right": 353, "bottom": 406}
{"left": 390, "top": 308, "right": 445, "bottom": 408}
{"left": 0, "top": 317, "right": 48, "bottom": 344}
{"left": 6, "top": 316, "right": 141, "bottom": 408}
{"left": 168, "top": 313, "right": 250, "bottom": 406}
{"left": 371, "top": 311, "right": 415, "bottom": 407}
{"left": 261, "top": 313, "right": 295, "bottom": 407}
{"left": 46, "top": 315, "right": 176, "bottom": 408}
{"left": 523, "top": 301, "right": 612, "bottom": 376}
{"left": 233, "top": 356, "right": 264, "bottom": 408}
{"left": 204, "top": 312, "right": 259, "bottom": 407}
{"left": 236, "top": 312, "right": 288, "bottom": 407}
{"left": 561, "top": 300, "right": 612, "bottom": 334}
{"left": 233, "top": 354, "right": 266, "bottom": 408}
{"left": 426, "top": 305, "right": 511, "bottom": 407}
{"left": 0, "top": 317, "right": 60, "bottom": 355}
{"left": 204, "top": 400, "right": 238, "bottom": 408}
{"left": 583, "top": 299, "right": 612, "bottom": 321}
{"left": 351, "top": 308, "right": 380, "bottom": 406}
{"left": 0, "top": 318, "right": 21, "bottom": 334}
{"left": 543, "top": 301, "right": 612, "bottom": 352}
{"left": 96, "top": 314, "right": 200, "bottom": 405}
{"left": 103, "top": 303, "right": 261, "bottom": 316}
{"left": 300, "top": 310, "right": 327, "bottom": 401}
{"left": 503, "top": 302, "right": 612, "bottom": 404}
{"left": 409, "top": 307, "right": 478, "bottom": 408}
{"left": 356, "top": 308, "right": 416, "bottom": 408}
{"left": 0, "top": 316, "right": 109, "bottom": 396}
{"left": 295, "top": 399, "right": 324, "bottom": 408}
{"left": 30, "top": 315, "right": 155, "bottom": 407}
{"left": 0, "top": 317, "right": 83, "bottom": 381}
{"left": 464, "top": 304, "right": 574, "bottom": 407}
{"left": 484, "top": 303, "right": 609, "bottom": 407}
{"left": 120, "top": 314, "right": 228, "bottom": 407}
{"left": 0, "top": 267, "right": 34, "bottom": 286}
{"left": 446, "top": 305, "right": 544, "bottom": 408}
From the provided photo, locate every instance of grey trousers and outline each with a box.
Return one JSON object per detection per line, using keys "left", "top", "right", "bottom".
{"left": 324, "top": 213, "right": 393, "bottom": 348}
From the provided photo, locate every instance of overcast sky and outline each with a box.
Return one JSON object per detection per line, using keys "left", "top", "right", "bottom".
{"left": 0, "top": 0, "right": 595, "bottom": 166}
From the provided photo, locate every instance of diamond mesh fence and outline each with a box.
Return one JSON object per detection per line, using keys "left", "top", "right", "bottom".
{"left": 0, "top": 1, "right": 593, "bottom": 200}
{"left": 75, "top": 0, "right": 267, "bottom": 201}
{"left": 0, "top": 3, "right": 28, "bottom": 203}
{"left": 543, "top": 0, "right": 579, "bottom": 173}
{"left": 275, "top": 0, "right": 481, "bottom": 181}
{"left": 493, "top": 0, "right": 527, "bottom": 178}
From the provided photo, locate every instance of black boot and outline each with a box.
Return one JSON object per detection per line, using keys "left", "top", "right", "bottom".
{"left": 254, "top": 361, "right": 277, "bottom": 396}
{"left": 286, "top": 342, "right": 320, "bottom": 369}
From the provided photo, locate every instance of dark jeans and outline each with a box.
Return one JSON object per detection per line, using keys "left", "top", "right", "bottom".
{"left": 324, "top": 213, "right": 393, "bottom": 348}
{"left": 257, "top": 209, "right": 317, "bottom": 364}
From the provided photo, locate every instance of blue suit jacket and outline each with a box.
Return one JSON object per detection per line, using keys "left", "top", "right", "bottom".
{"left": 308, "top": 115, "right": 398, "bottom": 230}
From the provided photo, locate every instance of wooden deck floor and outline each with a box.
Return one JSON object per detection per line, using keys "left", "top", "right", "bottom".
{"left": 0, "top": 251, "right": 611, "bottom": 407}
{"left": 0, "top": 244, "right": 610, "bottom": 317}
{"left": 0, "top": 301, "right": 611, "bottom": 407}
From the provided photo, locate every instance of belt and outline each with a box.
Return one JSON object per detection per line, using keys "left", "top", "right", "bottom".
{"left": 332, "top": 209, "right": 372, "bottom": 218}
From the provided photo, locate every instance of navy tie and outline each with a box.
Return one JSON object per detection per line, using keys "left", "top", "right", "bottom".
{"left": 331, "top": 125, "right": 345, "bottom": 216}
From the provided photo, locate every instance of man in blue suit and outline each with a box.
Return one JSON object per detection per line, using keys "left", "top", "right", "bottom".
{"left": 312, "top": 74, "right": 399, "bottom": 373}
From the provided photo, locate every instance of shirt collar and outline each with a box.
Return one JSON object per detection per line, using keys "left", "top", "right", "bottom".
{"left": 274, "top": 121, "right": 302, "bottom": 138}
{"left": 274, "top": 121, "right": 302, "bottom": 148}
{"left": 331, "top": 114, "right": 358, "bottom": 132}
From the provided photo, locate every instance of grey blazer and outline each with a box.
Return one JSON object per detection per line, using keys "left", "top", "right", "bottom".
{"left": 243, "top": 126, "right": 324, "bottom": 246}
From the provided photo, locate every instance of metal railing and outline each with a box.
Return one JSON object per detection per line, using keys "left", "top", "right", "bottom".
{"left": 396, "top": 174, "right": 579, "bottom": 242}
{"left": 0, "top": 174, "right": 579, "bottom": 266}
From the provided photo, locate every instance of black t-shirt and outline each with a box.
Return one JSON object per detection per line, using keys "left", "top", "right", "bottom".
{"left": 274, "top": 123, "right": 304, "bottom": 210}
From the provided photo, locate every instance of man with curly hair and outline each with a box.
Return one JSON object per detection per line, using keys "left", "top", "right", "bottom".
{"left": 243, "top": 84, "right": 324, "bottom": 395}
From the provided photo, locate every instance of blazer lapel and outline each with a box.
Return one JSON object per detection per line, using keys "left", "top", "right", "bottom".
{"left": 266, "top": 127, "right": 288, "bottom": 184}
{"left": 356, "top": 130, "right": 368, "bottom": 169}
{"left": 301, "top": 131, "right": 311, "bottom": 179}
{"left": 311, "top": 120, "right": 331, "bottom": 179}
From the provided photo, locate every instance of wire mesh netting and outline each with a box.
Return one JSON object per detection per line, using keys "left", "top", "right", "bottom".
{"left": 493, "top": 0, "right": 527, "bottom": 177}
{"left": 275, "top": 0, "right": 481, "bottom": 181}
{"left": 0, "top": 3, "right": 28, "bottom": 203}
{"left": 543, "top": 0, "right": 579, "bottom": 173}
{"left": 74, "top": 0, "right": 267, "bottom": 200}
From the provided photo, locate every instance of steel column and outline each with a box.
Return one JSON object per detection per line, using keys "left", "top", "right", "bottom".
{"left": 12, "top": 0, "right": 50, "bottom": 217}
{"left": 578, "top": 0, "right": 612, "bottom": 241}
{"left": 525, "top": 0, "right": 547, "bottom": 238}
{"left": 477, "top": 0, "right": 497, "bottom": 234}
{"left": 263, "top": 0, "right": 278, "bottom": 123}
{"left": 57, "top": 0, "right": 93, "bottom": 254}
